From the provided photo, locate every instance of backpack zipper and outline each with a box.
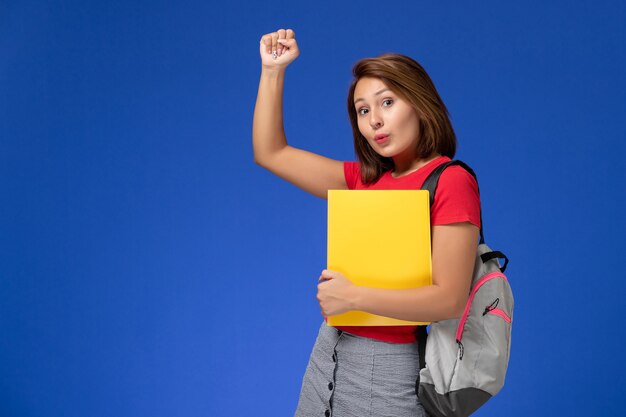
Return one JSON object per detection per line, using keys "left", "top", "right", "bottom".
{"left": 455, "top": 272, "right": 509, "bottom": 342}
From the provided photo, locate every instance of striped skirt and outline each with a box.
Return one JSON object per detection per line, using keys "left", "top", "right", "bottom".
{"left": 295, "top": 321, "right": 429, "bottom": 417}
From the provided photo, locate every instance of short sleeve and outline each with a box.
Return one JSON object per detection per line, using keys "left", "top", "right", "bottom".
{"left": 343, "top": 161, "right": 361, "bottom": 190}
{"left": 430, "top": 166, "right": 481, "bottom": 228}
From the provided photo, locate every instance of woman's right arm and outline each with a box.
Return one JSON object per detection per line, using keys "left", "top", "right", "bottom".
{"left": 253, "top": 29, "right": 347, "bottom": 200}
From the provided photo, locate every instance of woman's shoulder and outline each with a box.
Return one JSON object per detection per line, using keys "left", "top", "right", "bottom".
{"left": 432, "top": 162, "right": 481, "bottom": 227}
{"left": 343, "top": 161, "right": 362, "bottom": 189}
{"left": 438, "top": 163, "right": 479, "bottom": 191}
{"left": 344, "top": 160, "right": 361, "bottom": 171}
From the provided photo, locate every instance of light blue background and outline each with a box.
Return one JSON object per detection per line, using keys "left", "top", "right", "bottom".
{"left": 1, "top": 1, "right": 625, "bottom": 416}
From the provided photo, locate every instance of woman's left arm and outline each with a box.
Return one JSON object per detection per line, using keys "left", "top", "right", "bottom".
{"left": 317, "top": 222, "right": 478, "bottom": 322}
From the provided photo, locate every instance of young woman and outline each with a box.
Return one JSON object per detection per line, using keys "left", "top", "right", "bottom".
{"left": 254, "top": 29, "right": 480, "bottom": 417}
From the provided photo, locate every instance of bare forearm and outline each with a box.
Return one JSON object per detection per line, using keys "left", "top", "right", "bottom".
{"left": 352, "top": 284, "right": 466, "bottom": 323}
{"left": 252, "top": 67, "right": 288, "bottom": 164}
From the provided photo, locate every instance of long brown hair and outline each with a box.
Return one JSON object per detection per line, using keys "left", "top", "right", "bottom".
{"left": 347, "top": 53, "right": 456, "bottom": 184}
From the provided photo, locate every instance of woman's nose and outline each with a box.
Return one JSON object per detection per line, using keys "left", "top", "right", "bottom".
{"left": 369, "top": 111, "right": 383, "bottom": 129}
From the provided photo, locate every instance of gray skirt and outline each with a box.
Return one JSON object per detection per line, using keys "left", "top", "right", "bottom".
{"left": 295, "top": 321, "right": 428, "bottom": 417}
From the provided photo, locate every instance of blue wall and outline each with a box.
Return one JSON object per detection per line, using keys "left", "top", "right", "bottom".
{"left": 1, "top": 1, "right": 625, "bottom": 416}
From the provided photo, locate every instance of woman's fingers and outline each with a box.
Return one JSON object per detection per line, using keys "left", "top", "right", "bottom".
{"left": 260, "top": 33, "right": 272, "bottom": 55}
{"left": 281, "top": 29, "right": 296, "bottom": 58}
{"left": 277, "top": 38, "right": 295, "bottom": 54}
{"left": 270, "top": 32, "right": 278, "bottom": 57}
{"left": 259, "top": 29, "right": 299, "bottom": 66}
{"left": 259, "top": 33, "right": 278, "bottom": 56}
{"left": 318, "top": 269, "right": 337, "bottom": 282}
{"left": 276, "top": 28, "right": 286, "bottom": 56}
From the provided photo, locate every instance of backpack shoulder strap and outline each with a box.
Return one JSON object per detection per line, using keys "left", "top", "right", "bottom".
{"left": 420, "top": 160, "right": 484, "bottom": 244}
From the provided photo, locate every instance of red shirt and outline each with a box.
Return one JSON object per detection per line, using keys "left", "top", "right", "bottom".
{"left": 326, "top": 156, "right": 481, "bottom": 343}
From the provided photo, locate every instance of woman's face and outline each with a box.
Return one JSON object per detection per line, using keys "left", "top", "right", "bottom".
{"left": 353, "top": 77, "right": 421, "bottom": 160}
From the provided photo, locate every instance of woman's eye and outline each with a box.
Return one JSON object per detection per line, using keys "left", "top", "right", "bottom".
{"left": 357, "top": 99, "right": 391, "bottom": 116}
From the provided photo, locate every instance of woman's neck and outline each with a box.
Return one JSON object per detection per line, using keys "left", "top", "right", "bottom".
{"left": 391, "top": 153, "right": 441, "bottom": 178}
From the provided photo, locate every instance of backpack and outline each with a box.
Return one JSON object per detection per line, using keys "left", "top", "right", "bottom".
{"left": 415, "top": 160, "right": 514, "bottom": 417}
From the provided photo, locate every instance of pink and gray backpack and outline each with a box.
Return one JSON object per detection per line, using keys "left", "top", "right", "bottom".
{"left": 416, "top": 160, "right": 514, "bottom": 417}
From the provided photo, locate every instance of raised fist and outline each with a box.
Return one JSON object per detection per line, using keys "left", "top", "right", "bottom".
{"left": 259, "top": 28, "right": 299, "bottom": 69}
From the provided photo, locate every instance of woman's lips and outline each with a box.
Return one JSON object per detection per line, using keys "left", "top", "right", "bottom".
{"left": 375, "top": 134, "right": 389, "bottom": 144}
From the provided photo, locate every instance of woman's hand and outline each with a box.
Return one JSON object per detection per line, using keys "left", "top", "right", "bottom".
{"left": 317, "top": 269, "right": 358, "bottom": 317}
{"left": 259, "top": 28, "right": 299, "bottom": 70}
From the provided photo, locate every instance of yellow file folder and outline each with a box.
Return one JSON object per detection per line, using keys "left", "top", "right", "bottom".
{"left": 327, "top": 190, "right": 432, "bottom": 326}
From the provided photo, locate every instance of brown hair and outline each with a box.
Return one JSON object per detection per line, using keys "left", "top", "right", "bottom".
{"left": 347, "top": 53, "right": 456, "bottom": 184}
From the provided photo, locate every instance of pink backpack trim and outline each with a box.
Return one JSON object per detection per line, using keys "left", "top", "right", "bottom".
{"left": 455, "top": 271, "right": 509, "bottom": 342}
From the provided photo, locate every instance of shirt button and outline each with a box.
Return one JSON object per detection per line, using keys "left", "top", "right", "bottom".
{"left": 328, "top": 382, "right": 334, "bottom": 390}
{"left": 325, "top": 410, "right": 330, "bottom": 417}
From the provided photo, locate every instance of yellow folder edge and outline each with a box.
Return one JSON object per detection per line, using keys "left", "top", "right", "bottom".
{"left": 326, "top": 190, "right": 432, "bottom": 326}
